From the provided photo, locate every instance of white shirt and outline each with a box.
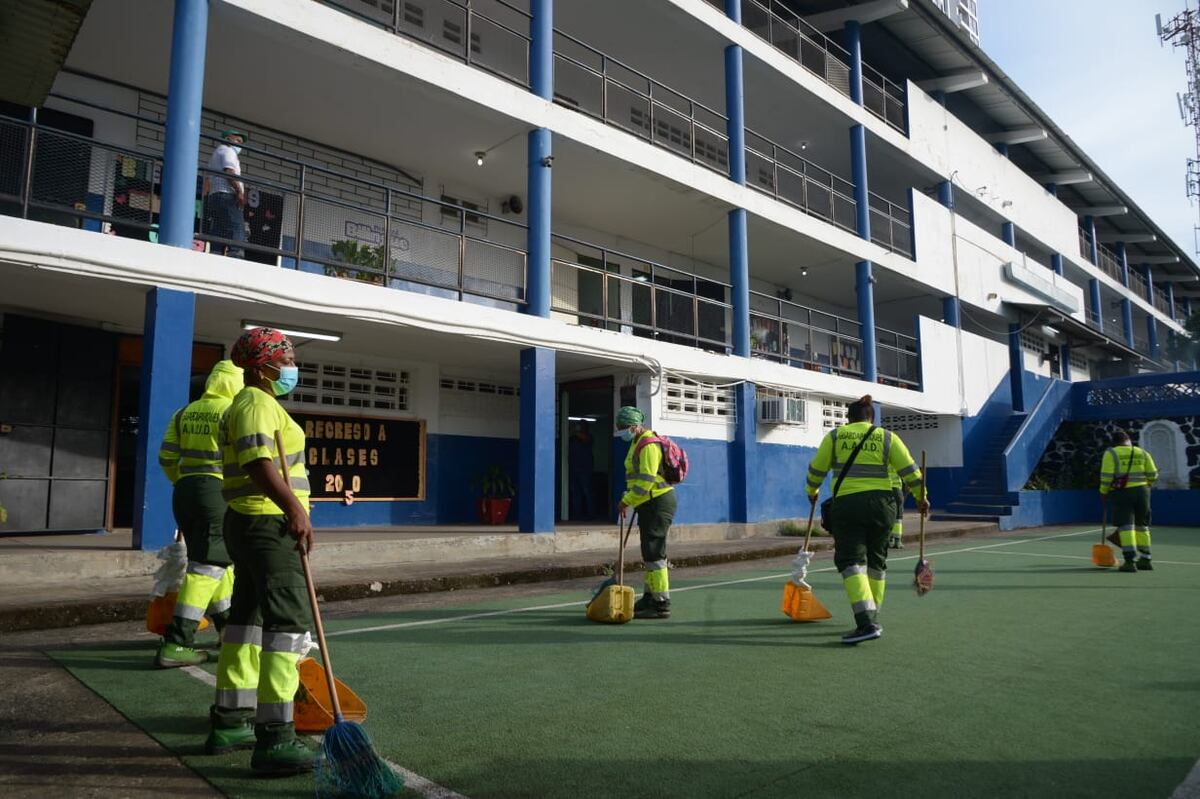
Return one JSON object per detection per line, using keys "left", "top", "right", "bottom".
{"left": 206, "top": 143, "right": 242, "bottom": 195}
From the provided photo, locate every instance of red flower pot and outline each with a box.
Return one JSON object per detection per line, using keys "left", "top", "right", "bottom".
{"left": 476, "top": 497, "right": 512, "bottom": 524}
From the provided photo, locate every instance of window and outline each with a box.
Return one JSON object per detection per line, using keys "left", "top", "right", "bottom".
{"left": 1019, "top": 331, "right": 1045, "bottom": 356}
{"left": 663, "top": 375, "right": 735, "bottom": 422}
{"left": 821, "top": 398, "right": 848, "bottom": 430}
{"left": 402, "top": 2, "right": 423, "bottom": 26}
{"left": 882, "top": 413, "right": 940, "bottom": 431}
{"left": 289, "top": 361, "right": 409, "bottom": 411}
{"left": 440, "top": 375, "right": 519, "bottom": 417}
{"left": 1069, "top": 352, "right": 1088, "bottom": 371}
{"left": 440, "top": 193, "right": 487, "bottom": 234}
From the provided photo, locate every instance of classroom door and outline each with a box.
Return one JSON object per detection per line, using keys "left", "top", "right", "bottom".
{"left": 558, "top": 378, "right": 613, "bottom": 523}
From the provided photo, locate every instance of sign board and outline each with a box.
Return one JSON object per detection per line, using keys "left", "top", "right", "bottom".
{"left": 294, "top": 412, "right": 425, "bottom": 502}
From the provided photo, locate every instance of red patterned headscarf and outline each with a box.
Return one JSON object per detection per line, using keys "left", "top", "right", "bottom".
{"left": 231, "top": 327, "right": 293, "bottom": 368}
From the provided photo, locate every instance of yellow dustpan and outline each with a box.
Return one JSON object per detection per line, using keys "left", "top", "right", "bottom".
{"left": 780, "top": 503, "right": 833, "bottom": 622}
{"left": 1092, "top": 503, "right": 1117, "bottom": 568}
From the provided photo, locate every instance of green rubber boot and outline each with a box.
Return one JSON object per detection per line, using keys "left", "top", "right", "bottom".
{"left": 250, "top": 737, "right": 317, "bottom": 775}
{"left": 204, "top": 723, "right": 255, "bottom": 755}
{"left": 1118, "top": 560, "right": 1138, "bottom": 573}
{"left": 154, "top": 641, "right": 208, "bottom": 668}
{"left": 1136, "top": 558, "right": 1154, "bottom": 571}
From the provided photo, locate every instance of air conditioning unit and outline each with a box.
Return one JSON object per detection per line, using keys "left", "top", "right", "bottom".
{"left": 758, "top": 396, "right": 806, "bottom": 426}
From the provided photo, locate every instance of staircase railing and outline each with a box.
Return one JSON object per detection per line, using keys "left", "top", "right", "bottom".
{"left": 1001, "top": 379, "right": 1072, "bottom": 493}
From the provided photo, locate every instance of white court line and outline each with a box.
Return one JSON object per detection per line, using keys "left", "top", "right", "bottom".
{"left": 178, "top": 665, "right": 468, "bottom": 799}
{"left": 981, "top": 550, "right": 1200, "bottom": 567}
{"left": 326, "top": 527, "right": 1102, "bottom": 639}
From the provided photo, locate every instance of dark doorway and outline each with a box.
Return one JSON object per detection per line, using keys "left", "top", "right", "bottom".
{"left": 558, "top": 377, "right": 614, "bottom": 523}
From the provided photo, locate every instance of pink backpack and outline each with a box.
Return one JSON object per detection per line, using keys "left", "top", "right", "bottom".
{"left": 634, "top": 434, "right": 689, "bottom": 485}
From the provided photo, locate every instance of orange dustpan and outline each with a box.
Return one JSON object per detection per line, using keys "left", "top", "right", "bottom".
{"left": 145, "top": 592, "right": 211, "bottom": 636}
{"left": 781, "top": 503, "right": 833, "bottom": 622}
{"left": 1092, "top": 504, "right": 1117, "bottom": 568}
{"left": 294, "top": 656, "right": 367, "bottom": 733}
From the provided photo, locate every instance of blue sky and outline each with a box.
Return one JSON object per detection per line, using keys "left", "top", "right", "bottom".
{"left": 981, "top": 0, "right": 1197, "bottom": 259}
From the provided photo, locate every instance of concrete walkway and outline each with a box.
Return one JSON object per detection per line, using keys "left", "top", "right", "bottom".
{"left": 0, "top": 518, "right": 995, "bottom": 632}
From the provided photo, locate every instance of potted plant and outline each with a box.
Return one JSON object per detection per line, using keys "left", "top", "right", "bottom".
{"left": 327, "top": 239, "right": 387, "bottom": 285}
{"left": 474, "top": 465, "right": 515, "bottom": 524}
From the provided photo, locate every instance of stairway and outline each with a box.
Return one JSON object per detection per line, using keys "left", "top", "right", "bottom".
{"left": 936, "top": 414, "right": 1026, "bottom": 522}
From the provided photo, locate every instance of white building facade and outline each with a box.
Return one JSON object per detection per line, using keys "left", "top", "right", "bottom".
{"left": 0, "top": 0, "right": 1193, "bottom": 544}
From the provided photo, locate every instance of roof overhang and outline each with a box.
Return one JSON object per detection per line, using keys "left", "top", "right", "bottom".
{"left": 0, "top": 0, "right": 93, "bottom": 107}
{"left": 1005, "top": 301, "right": 1143, "bottom": 360}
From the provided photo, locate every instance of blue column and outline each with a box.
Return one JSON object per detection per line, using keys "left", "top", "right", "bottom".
{"left": 725, "top": 0, "right": 741, "bottom": 22}
{"left": 1088, "top": 278, "right": 1103, "bottom": 332}
{"left": 132, "top": 288, "right": 195, "bottom": 550}
{"left": 524, "top": 128, "right": 552, "bottom": 317}
{"left": 995, "top": 142, "right": 1009, "bottom": 158}
{"left": 1147, "top": 315, "right": 1159, "bottom": 359}
{"left": 159, "top": 0, "right": 208, "bottom": 249}
{"left": 1121, "top": 298, "right": 1134, "bottom": 346}
{"left": 725, "top": 44, "right": 746, "bottom": 186}
{"left": 1185, "top": 297, "right": 1193, "bottom": 319}
{"left": 529, "top": 0, "right": 553, "bottom": 100}
{"left": 845, "top": 20, "right": 864, "bottom": 106}
{"left": 730, "top": 383, "right": 757, "bottom": 523}
{"left": 1059, "top": 344, "right": 1071, "bottom": 380}
{"left": 937, "top": 180, "right": 954, "bottom": 210}
{"left": 729, "top": 209, "right": 750, "bottom": 358}
{"left": 1045, "top": 182, "right": 1058, "bottom": 198}
{"left": 850, "top": 122, "right": 877, "bottom": 381}
{"left": 1050, "top": 253, "right": 1064, "bottom": 276}
{"left": 1116, "top": 241, "right": 1130, "bottom": 287}
{"left": 518, "top": 347, "right": 555, "bottom": 533}
{"left": 1141, "top": 264, "right": 1153, "bottom": 302}
{"left": 1001, "top": 221, "right": 1015, "bottom": 247}
{"left": 1008, "top": 323, "right": 1025, "bottom": 412}
{"left": 1166, "top": 282, "right": 1176, "bottom": 320}
{"left": 1084, "top": 215, "right": 1098, "bottom": 265}
{"left": 942, "top": 296, "right": 960, "bottom": 327}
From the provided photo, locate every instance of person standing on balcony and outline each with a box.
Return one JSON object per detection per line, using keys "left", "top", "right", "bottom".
{"left": 1100, "top": 429, "right": 1158, "bottom": 573}
{"left": 154, "top": 359, "right": 243, "bottom": 668}
{"left": 615, "top": 406, "right": 676, "bottom": 620}
{"left": 203, "top": 129, "right": 247, "bottom": 258}
{"left": 805, "top": 396, "right": 928, "bottom": 645}
{"left": 206, "top": 327, "right": 316, "bottom": 774}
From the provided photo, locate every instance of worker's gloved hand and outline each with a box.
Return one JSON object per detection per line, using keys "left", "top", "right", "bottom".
{"left": 790, "top": 550, "right": 812, "bottom": 589}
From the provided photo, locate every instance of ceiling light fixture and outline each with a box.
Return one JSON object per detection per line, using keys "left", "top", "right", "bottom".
{"left": 241, "top": 321, "right": 343, "bottom": 342}
{"left": 474, "top": 151, "right": 486, "bottom": 167}
{"left": 801, "top": 267, "right": 809, "bottom": 277}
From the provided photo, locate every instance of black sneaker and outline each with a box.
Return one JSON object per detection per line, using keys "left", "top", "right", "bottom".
{"left": 1118, "top": 561, "right": 1138, "bottom": 573}
{"left": 634, "top": 595, "right": 671, "bottom": 619}
{"left": 841, "top": 623, "right": 882, "bottom": 645}
{"left": 1136, "top": 558, "right": 1153, "bottom": 571}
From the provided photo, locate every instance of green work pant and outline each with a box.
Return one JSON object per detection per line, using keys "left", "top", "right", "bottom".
{"left": 891, "top": 487, "right": 905, "bottom": 538}
{"left": 165, "top": 476, "right": 233, "bottom": 646}
{"left": 831, "top": 490, "right": 898, "bottom": 627}
{"left": 1108, "top": 486, "right": 1152, "bottom": 561}
{"left": 213, "top": 510, "right": 313, "bottom": 747}
{"left": 637, "top": 489, "right": 676, "bottom": 601}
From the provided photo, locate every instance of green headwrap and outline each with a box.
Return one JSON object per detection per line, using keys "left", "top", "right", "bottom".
{"left": 616, "top": 406, "right": 645, "bottom": 428}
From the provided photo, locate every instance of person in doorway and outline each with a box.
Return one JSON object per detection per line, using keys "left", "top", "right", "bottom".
{"left": 805, "top": 395, "right": 928, "bottom": 645}
{"left": 615, "top": 406, "right": 676, "bottom": 619}
{"left": 206, "top": 327, "right": 316, "bottom": 774}
{"left": 154, "top": 359, "right": 244, "bottom": 668}
{"left": 568, "top": 422, "right": 596, "bottom": 520}
{"left": 1100, "top": 429, "right": 1158, "bottom": 573}
{"left": 888, "top": 466, "right": 905, "bottom": 550}
{"left": 203, "top": 129, "right": 247, "bottom": 258}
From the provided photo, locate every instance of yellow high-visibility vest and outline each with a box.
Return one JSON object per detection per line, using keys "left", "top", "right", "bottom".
{"left": 220, "top": 386, "right": 310, "bottom": 515}
{"left": 806, "top": 421, "right": 926, "bottom": 501}
{"left": 1099, "top": 445, "right": 1158, "bottom": 494}
{"left": 158, "top": 360, "right": 243, "bottom": 484}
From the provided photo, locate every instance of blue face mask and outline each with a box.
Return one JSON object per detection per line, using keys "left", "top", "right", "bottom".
{"left": 267, "top": 364, "right": 299, "bottom": 396}
{"left": 617, "top": 428, "right": 635, "bottom": 443}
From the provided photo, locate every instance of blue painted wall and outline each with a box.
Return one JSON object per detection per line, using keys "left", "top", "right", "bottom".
{"left": 310, "top": 433, "right": 518, "bottom": 528}
{"left": 753, "top": 442, "right": 821, "bottom": 522}
{"left": 1004, "top": 489, "right": 1200, "bottom": 530}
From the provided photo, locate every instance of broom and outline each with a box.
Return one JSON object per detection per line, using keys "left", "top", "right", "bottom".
{"left": 1092, "top": 498, "right": 1118, "bottom": 568}
{"left": 591, "top": 513, "right": 635, "bottom": 598}
{"left": 274, "top": 432, "right": 403, "bottom": 799}
{"left": 913, "top": 450, "right": 934, "bottom": 596}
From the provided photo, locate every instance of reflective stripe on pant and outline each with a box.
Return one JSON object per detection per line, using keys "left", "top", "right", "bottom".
{"left": 208, "top": 567, "right": 235, "bottom": 616}
{"left": 831, "top": 490, "right": 896, "bottom": 627}
{"left": 165, "top": 476, "right": 232, "bottom": 646}
{"left": 214, "top": 510, "right": 313, "bottom": 745}
{"left": 1110, "top": 486, "right": 1151, "bottom": 561}
{"left": 637, "top": 490, "right": 676, "bottom": 601}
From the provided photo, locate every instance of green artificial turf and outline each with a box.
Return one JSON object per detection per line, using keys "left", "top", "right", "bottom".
{"left": 52, "top": 526, "right": 1200, "bottom": 798}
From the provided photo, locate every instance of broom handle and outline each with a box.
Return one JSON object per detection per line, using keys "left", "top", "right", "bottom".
{"left": 801, "top": 499, "right": 817, "bottom": 553}
{"left": 274, "top": 431, "right": 343, "bottom": 722}
{"left": 617, "top": 512, "right": 635, "bottom": 585}
{"left": 1100, "top": 497, "right": 1108, "bottom": 543}
{"left": 918, "top": 450, "right": 927, "bottom": 562}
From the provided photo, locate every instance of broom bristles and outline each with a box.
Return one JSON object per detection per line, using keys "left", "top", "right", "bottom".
{"left": 913, "top": 559, "right": 934, "bottom": 596}
{"left": 315, "top": 721, "right": 405, "bottom": 799}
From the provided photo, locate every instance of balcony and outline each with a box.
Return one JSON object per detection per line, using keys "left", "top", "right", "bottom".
{"left": 323, "top": 0, "right": 532, "bottom": 88}
{"left": 1096, "top": 243, "right": 1124, "bottom": 284}
{"left": 1154, "top": 287, "right": 1172, "bottom": 316}
{"left": 724, "top": 0, "right": 906, "bottom": 133}
{"left": 748, "top": 292, "right": 919, "bottom": 388}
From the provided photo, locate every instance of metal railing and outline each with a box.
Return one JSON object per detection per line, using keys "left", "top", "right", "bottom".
{"left": 737, "top": 0, "right": 906, "bottom": 133}
{"left": 1096, "top": 243, "right": 1123, "bottom": 284}
{"left": 1130, "top": 270, "right": 1151, "bottom": 302}
{"left": 868, "top": 192, "right": 913, "bottom": 257}
{"left": 550, "top": 236, "right": 732, "bottom": 351}
{"left": 1133, "top": 334, "right": 1151, "bottom": 357}
{"left": 0, "top": 112, "right": 529, "bottom": 307}
{"left": 748, "top": 292, "right": 919, "bottom": 387}
{"left": 1154, "top": 287, "right": 1172, "bottom": 315}
{"left": 1174, "top": 300, "right": 1186, "bottom": 321}
{"left": 552, "top": 30, "right": 731, "bottom": 176}
{"left": 1078, "top": 227, "right": 1094, "bottom": 264}
{"left": 323, "top": 0, "right": 532, "bottom": 87}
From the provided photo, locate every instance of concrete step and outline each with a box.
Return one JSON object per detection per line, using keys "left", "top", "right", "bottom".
{"left": 945, "top": 502, "right": 1013, "bottom": 516}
